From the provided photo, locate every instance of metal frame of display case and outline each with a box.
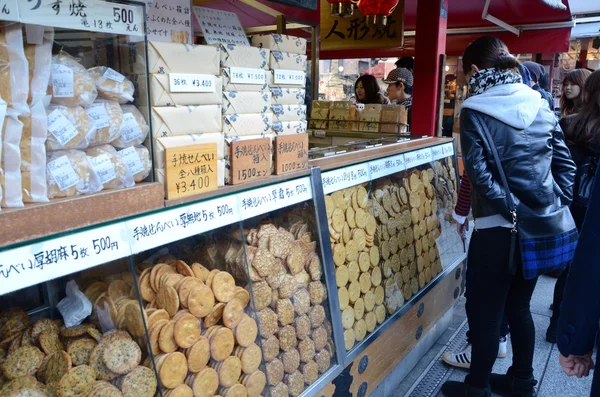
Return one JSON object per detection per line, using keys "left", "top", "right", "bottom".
{"left": 0, "top": 138, "right": 463, "bottom": 397}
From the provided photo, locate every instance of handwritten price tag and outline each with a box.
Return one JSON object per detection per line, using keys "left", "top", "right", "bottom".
{"left": 432, "top": 143, "right": 455, "bottom": 161}
{"left": 238, "top": 177, "right": 312, "bottom": 220}
{"left": 0, "top": 0, "right": 19, "bottom": 22}
{"left": 274, "top": 134, "right": 308, "bottom": 175}
{"left": 229, "top": 67, "right": 266, "bottom": 85}
{"left": 0, "top": 223, "right": 130, "bottom": 296}
{"left": 369, "top": 154, "right": 405, "bottom": 180}
{"left": 169, "top": 73, "right": 216, "bottom": 93}
{"left": 404, "top": 148, "right": 433, "bottom": 169}
{"left": 230, "top": 138, "right": 271, "bottom": 185}
{"left": 165, "top": 144, "right": 218, "bottom": 199}
{"left": 321, "top": 162, "right": 371, "bottom": 195}
{"left": 273, "top": 70, "right": 305, "bottom": 86}
{"left": 126, "top": 194, "right": 240, "bottom": 254}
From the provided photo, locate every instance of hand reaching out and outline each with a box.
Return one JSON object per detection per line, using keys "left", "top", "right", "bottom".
{"left": 560, "top": 353, "right": 595, "bottom": 378}
{"left": 457, "top": 220, "right": 469, "bottom": 240}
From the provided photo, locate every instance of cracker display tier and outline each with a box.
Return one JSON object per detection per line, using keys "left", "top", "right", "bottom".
{"left": 225, "top": 221, "right": 335, "bottom": 397}
{"left": 325, "top": 185, "right": 386, "bottom": 351}
{"left": 433, "top": 157, "right": 458, "bottom": 222}
{"left": 0, "top": 309, "right": 157, "bottom": 397}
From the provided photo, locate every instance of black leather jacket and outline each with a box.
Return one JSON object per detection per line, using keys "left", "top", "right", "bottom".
{"left": 461, "top": 107, "right": 576, "bottom": 222}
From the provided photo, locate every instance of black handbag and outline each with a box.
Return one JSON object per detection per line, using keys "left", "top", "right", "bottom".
{"left": 572, "top": 151, "right": 598, "bottom": 209}
{"left": 474, "top": 114, "right": 579, "bottom": 280}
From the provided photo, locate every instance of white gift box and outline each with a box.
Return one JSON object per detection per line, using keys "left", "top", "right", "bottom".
{"left": 223, "top": 113, "right": 273, "bottom": 138}
{"left": 222, "top": 92, "right": 271, "bottom": 115}
{"left": 251, "top": 34, "right": 307, "bottom": 55}
{"left": 221, "top": 67, "right": 269, "bottom": 92}
{"left": 271, "top": 104, "right": 307, "bottom": 122}
{"left": 146, "top": 41, "right": 220, "bottom": 75}
{"left": 151, "top": 105, "right": 222, "bottom": 137}
{"left": 143, "top": 74, "right": 223, "bottom": 107}
{"left": 271, "top": 87, "right": 306, "bottom": 105}
{"left": 217, "top": 43, "right": 270, "bottom": 70}
{"left": 272, "top": 120, "right": 308, "bottom": 135}
{"left": 269, "top": 51, "right": 307, "bottom": 71}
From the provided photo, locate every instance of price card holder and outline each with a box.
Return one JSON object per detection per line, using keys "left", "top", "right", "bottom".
{"left": 404, "top": 148, "right": 433, "bottom": 170}
{"left": 165, "top": 143, "right": 218, "bottom": 199}
{"left": 230, "top": 138, "right": 271, "bottom": 185}
{"left": 229, "top": 67, "right": 266, "bottom": 85}
{"left": 273, "top": 70, "right": 305, "bottom": 86}
{"left": 169, "top": 73, "right": 216, "bottom": 93}
{"left": 274, "top": 134, "right": 308, "bottom": 175}
{"left": 321, "top": 162, "right": 371, "bottom": 195}
{"left": 431, "top": 143, "right": 454, "bottom": 161}
{"left": 369, "top": 153, "right": 405, "bottom": 180}
{"left": 238, "top": 177, "right": 312, "bottom": 220}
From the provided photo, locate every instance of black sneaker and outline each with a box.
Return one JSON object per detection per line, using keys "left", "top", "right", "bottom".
{"left": 441, "top": 381, "right": 491, "bottom": 397}
{"left": 489, "top": 368, "right": 538, "bottom": 397}
{"left": 546, "top": 319, "right": 557, "bottom": 344}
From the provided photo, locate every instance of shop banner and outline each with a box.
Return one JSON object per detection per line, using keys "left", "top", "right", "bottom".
{"left": 320, "top": 0, "right": 404, "bottom": 51}
{"left": 145, "top": 0, "right": 192, "bottom": 44}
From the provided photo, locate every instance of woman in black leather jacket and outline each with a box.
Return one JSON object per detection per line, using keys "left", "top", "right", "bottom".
{"left": 442, "top": 36, "right": 576, "bottom": 397}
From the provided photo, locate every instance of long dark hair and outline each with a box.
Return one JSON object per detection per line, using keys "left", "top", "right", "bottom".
{"left": 462, "top": 36, "right": 519, "bottom": 74}
{"left": 567, "top": 69, "right": 600, "bottom": 146}
{"left": 560, "top": 69, "right": 592, "bottom": 117}
{"left": 355, "top": 74, "right": 382, "bottom": 104}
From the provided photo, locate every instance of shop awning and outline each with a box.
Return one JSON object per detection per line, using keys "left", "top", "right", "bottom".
{"left": 360, "top": 62, "right": 397, "bottom": 78}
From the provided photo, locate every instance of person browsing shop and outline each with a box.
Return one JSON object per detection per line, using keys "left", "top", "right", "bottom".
{"left": 384, "top": 67, "right": 413, "bottom": 125}
{"left": 561, "top": 68, "right": 592, "bottom": 118}
{"left": 523, "top": 61, "right": 554, "bottom": 111}
{"left": 354, "top": 74, "right": 390, "bottom": 105}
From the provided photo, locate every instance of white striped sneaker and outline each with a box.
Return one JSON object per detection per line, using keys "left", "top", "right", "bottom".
{"left": 442, "top": 344, "right": 472, "bottom": 369}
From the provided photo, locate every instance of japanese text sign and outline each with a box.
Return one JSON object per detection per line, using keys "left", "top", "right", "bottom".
{"left": 145, "top": 0, "right": 192, "bottom": 43}
{"left": 230, "top": 138, "right": 272, "bottom": 185}
{"left": 192, "top": 6, "right": 249, "bottom": 46}
{"left": 165, "top": 144, "right": 218, "bottom": 199}
{"left": 274, "top": 134, "right": 309, "bottom": 175}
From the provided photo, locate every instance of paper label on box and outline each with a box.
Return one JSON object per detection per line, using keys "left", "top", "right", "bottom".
{"left": 88, "top": 154, "right": 117, "bottom": 184}
{"left": 51, "top": 64, "right": 74, "bottom": 98}
{"left": 47, "top": 109, "right": 78, "bottom": 146}
{"left": 169, "top": 73, "right": 216, "bottom": 93}
{"left": 47, "top": 155, "right": 79, "bottom": 191}
{"left": 229, "top": 67, "right": 266, "bottom": 85}
{"left": 273, "top": 70, "right": 305, "bottom": 86}
{"left": 86, "top": 103, "right": 111, "bottom": 129}
{"left": 119, "top": 113, "right": 143, "bottom": 143}
{"left": 118, "top": 147, "right": 145, "bottom": 175}
{"left": 103, "top": 67, "right": 125, "bottom": 82}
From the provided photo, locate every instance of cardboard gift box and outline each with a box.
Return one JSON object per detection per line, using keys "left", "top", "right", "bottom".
{"left": 272, "top": 104, "right": 307, "bottom": 122}
{"left": 251, "top": 34, "right": 307, "bottom": 55}
{"left": 308, "top": 119, "right": 328, "bottom": 129}
{"left": 359, "top": 104, "right": 382, "bottom": 132}
{"left": 140, "top": 74, "right": 223, "bottom": 107}
{"left": 221, "top": 68, "right": 269, "bottom": 93}
{"left": 379, "top": 104, "right": 401, "bottom": 133}
{"left": 311, "top": 101, "right": 330, "bottom": 119}
{"left": 223, "top": 113, "right": 273, "bottom": 138}
{"left": 145, "top": 41, "right": 220, "bottom": 75}
{"left": 272, "top": 120, "right": 308, "bottom": 135}
{"left": 217, "top": 43, "right": 270, "bottom": 70}
{"left": 271, "top": 88, "right": 306, "bottom": 105}
{"left": 269, "top": 52, "right": 308, "bottom": 71}
{"left": 222, "top": 92, "right": 271, "bottom": 115}
{"left": 151, "top": 105, "right": 222, "bottom": 137}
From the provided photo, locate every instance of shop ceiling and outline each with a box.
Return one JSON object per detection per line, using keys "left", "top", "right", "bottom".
{"left": 193, "top": 0, "right": 576, "bottom": 56}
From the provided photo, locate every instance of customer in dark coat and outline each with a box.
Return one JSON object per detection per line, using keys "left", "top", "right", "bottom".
{"left": 523, "top": 61, "right": 554, "bottom": 110}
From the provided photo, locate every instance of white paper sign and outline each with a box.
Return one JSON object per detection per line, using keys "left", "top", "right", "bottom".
{"left": 126, "top": 194, "right": 240, "bottom": 254}
{"left": 369, "top": 154, "right": 406, "bottom": 180}
{"left": 192, "top": 6, "right": 249, "bottom": 46}
{"left": 51, "top": 64, "right": 74, "bottom": 98}
{"left": 119, "top": 113, "right": 143, "bottom": 143}
{"left": 103, "top": 67, "right": 125, "bottom": 82}
{"left": 145, "top": 0, "right": 192, "bottom": 44}
{"left": 273, "top": 70, "right": 305, "bottom": 86}
{"left": 229, "top": 67, "right": 266, "bottom": 85}
{"left": 0, "top": 0, "right": 19, "bottom": 22}
{"left": 86, "top": 103, "right": 111, "bottom": 129}
{"left": 169, "top": 73, "right": 216, "bottom": 93}
{"left": 47, "top": 155, "right": 79, "bottom": 192}
{"left": 18, "top": 0, "right": 144, "bottom": 37}
{"left": 321, "top": 163, "right": 371, "bottom": 195}
{"left": 118, "top": 147, "right": 144, "bottom": 175}
{"left": 0, "top": 223, "right": 131, "bottom": 296}
{"left": 404, "top": 148, "right": 433, "bottom": 169}
{"left": 432, "top": 143, "right": 454, "bottom": 161}
{"left": 88, "top": 154, "right": 117, "bottom": 184}
{"left": 47, "top": 110, "right": 78, "bottom": 146}
{"left": 238, "top": 177, "right": 313, "bottom": 220}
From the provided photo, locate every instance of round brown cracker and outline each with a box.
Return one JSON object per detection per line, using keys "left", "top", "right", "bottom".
{"left": 159, "top": 352, "right": 188, "bottom": 389}
{"left": 102, "top": 338, "right": 141, "bottom": 375}
{"left": 3, "top": 345, "right": 44, "bottom": 379}
{"left": 67, "top": 338, "right": 97, "bottom": 366}
{"left": 56, "top": 365, "right": 95, "bottom": 397}
{"left": 185, "top": 337, "right": 210, "bottom": 373}
{"left": 212, "top": 272, "right": 236, "bottom": 303}
{"left": 174, "top": 313, "right": 202, "bottom": 349}
{"left": 188, "top": 283, "right": 215, "bottom": 318}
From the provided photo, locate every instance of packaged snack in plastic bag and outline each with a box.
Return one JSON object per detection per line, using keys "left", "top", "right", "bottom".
{"left": 86, "top": 144, "right": 134, "bottom": 190}
{"left": 49, "top": 52, "right": 97, "bottom": 107}
{"left": 20, "top": 101, "right": 48, "bottom": 203}
{"left": 111, "top": 104, "right": 149, "bottom": 149}
{"left": 46, "top": 149, "right": 102, "bottom": 198}
{"left": 46, "top": 104, "right": 95, "bottom": 151}
{"left": 24, "top": 28, "right": 53, "bottom": 105}
{"left": 0, "top": 24, "right": 29, "bottom": 114}
{"left": 88, "top": 66, "right": 135, "bottom": 104}
{"left": 117, "top": 145, "right": 151, "bottom": 183}
{"left": 86, "top": 100, "right": 124, "bottom": 146}
{"left": 57, "top": 280, "right": 92, "bottom": 328}
{"left": 2, "top": 107, "right": 24, "bottom": 208}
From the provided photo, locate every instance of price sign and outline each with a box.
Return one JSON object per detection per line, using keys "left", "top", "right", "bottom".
{"left": 230, "top": 138, "right": 271, "bottom": 185}
{"left": 18, "top": 0, "right": 144, "bottom": 37}
{"left": 126, "top": 194, "right": 240, "bottom": 254}
{"left": 0, "top": 223, "right": 130, "bottom": 295}
{"left": 165, "top": 144, "right": 218, "bottom": 200}
{"left": 229, "top": 67, "right": 266, "bottom": 85}
{"left": 321, "top": 162, "right": 370, "bottom": 195}
{"left": 238, "top": 177, "right": 312, "bottom": 220}
{"left": 192, "top": 6, "right": 249, "bottom": 46}
{"left": 404, "top": 148, "right": 433, "bottom": 170}
{"left": 432, "top": 143, "right": 454, "bottom": 161}
{"left": 169, "top": 73, "right": 216, "bottom": 93}
{"left": 0, "top": 0, "right": 19, "bottom": 22}
{"left": 369, "top": 154, "right": 405, "bottom": 180}
{"left": 274, "top": 134, "right": 308, "bottom": 175}
{"left": 273, "top": 70, "right": 306, "bottom": 86}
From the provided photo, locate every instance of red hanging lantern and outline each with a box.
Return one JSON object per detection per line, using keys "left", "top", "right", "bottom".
{"left": 356, "top": 0, "right": 400, "bottom": 27}
{"left": 327, "top": 0, "right": 355, "bottom": 18}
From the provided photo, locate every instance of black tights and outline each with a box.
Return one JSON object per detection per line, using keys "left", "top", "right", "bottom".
{"left": 466, "top": 228, "right": 538, "bottom": 388}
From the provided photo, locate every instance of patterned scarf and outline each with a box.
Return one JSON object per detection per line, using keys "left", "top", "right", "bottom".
{"left": 468, "top": 68, "right": 523, "bottom": 97}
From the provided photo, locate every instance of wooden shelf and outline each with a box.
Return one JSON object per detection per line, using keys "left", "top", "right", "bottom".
{"left": 0, "top": 183, "right": 164, "bottom": 248}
